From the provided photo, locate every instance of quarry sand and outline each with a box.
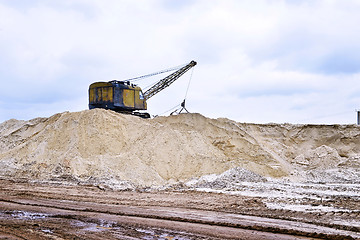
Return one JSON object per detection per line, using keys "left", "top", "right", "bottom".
{"left": 1, "top": 109, "right": 360, "bottom": 239}
{"left": 0, "top": 109, "right": 359, "bottom": 187}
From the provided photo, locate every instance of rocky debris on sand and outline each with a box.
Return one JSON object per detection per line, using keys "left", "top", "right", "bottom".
{"left": 185, "top": 167, "right": 267, "bottom": 189}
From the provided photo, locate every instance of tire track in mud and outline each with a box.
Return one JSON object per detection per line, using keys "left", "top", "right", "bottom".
{"left": 0, "top": 196, "right": 358, "bottom": 240}
{"left": 1, "top": 180, "right": 359, "bottom": 239}
{"left": 0, "top": 200, "right": 312, "bottom": 240}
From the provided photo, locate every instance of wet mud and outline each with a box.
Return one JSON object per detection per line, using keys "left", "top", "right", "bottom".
{"left": 0, "top": 179, "right": 359, "bottom": 240}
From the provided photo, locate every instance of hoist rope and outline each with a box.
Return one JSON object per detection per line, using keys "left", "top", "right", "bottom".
{"left": 143, "top": 79, "right": 162, "bottom": 92}
{"left": 126, "top": 63, "right": 187, "bottom": 82}
{"left": 157, "top": 103, "right": 181, "bottom": 116}
{"left": 184, "top": 67, "right": 195, "bottom": 100}
{"left": 155, "top": 67, "right": 196, "bottom": 116}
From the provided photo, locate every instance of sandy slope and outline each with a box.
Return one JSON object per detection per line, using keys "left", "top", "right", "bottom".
{"left": 0, "top": 109, "right": 359, "bottom": 187}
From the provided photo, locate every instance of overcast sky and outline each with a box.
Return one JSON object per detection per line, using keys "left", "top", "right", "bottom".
{"left": 1, "top": 0, "right": 360, "bottom": 124}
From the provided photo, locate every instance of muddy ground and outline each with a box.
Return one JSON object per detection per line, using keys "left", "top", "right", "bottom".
{"left": 0, "top": 179, "right": 359, "bottom": 240}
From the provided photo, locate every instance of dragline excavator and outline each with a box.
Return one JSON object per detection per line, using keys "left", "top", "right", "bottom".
{"left": 88, "top": 60, "right": 197, "bottom": 118}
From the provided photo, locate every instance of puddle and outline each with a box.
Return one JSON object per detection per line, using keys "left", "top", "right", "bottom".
{"left": 135, "top": 227, "right": 203, "bottom": 240}
{"left": 41, "top": 229, "right": 53, "bottom": 234}
{"left": 72, "top": 219, "right": 120, "bottom": 232}
{"left": 71, "top": 219, "right": 200, "bottom": 239}
{"left": 0, "top": 210, "right": 50, "bottom": 220}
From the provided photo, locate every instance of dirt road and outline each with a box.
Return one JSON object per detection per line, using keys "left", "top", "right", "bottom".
{"left": 0, "top": 179, "right": 358, "bottom": 239}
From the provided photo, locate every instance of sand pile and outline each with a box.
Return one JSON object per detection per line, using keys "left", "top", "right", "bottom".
{"left": 0, "top": 109, "right": 359, "bottom": 188}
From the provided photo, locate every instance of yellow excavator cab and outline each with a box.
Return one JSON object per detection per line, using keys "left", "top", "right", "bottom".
{"left": 89, "top": 80, "right": 147, "bottom": 112}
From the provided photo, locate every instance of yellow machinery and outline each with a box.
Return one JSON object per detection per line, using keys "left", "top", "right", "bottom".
{"left": 89, "top": 60, "right": 196, "bottom": 118}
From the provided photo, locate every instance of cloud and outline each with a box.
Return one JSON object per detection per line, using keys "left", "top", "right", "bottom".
{"left": 247, "top": 0, "right": 360, "bottom": 74}
{"left": 0, "top": 0, "right": 359, "bottom": 124}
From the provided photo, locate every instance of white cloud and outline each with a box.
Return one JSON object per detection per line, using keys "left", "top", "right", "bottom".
{"left": 0, "top": 0, "right": 359, "bottom": 124}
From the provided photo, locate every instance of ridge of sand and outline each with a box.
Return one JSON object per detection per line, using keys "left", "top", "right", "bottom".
{"left": 0, "top": 109, "right": 359, "bottom": 187}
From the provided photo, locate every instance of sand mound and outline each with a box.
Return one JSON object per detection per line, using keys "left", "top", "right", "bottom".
{"left": 185, "top": 167, "right": 267, "bottom": 189}
{"left": 0, "top": 109, "right": 359, "bottom": 188}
